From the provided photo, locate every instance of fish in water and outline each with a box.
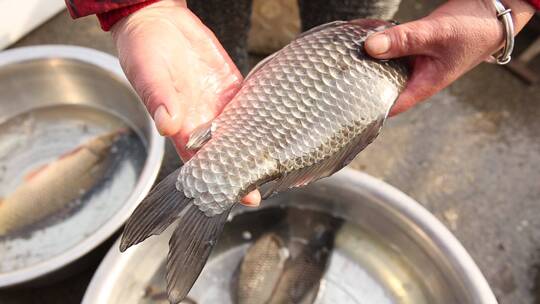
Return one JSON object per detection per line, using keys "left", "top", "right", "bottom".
{"left": 233, "top": 209, "right": 342, "bottom": 304}
{"left": 144, "top": 285, "right": 198, "bottom": 304}
{"left": 120, "top": 19, "right": 409, "bottom": 303}
{"left": 0, "top": 129, "right": 123, "bottom": 236}
{"left": 233, "top": 233, "right": 288, "bottom": 304}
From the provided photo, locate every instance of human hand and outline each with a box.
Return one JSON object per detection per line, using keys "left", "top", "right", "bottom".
{"left": 111, "top": 0, "right": 262, "bottom": 206}
{"left": 111, "top": 0, "right": 241, "bottom": 159}
{"left": 365, "top": 0, "right": 535, "bottom": 116}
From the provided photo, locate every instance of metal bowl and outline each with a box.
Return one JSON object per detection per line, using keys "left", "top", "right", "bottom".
{"left": 83, "top": 169, "right": 497, "bottom": 304}
{"left": 0, "top": 45, "right": 164, "bottom": 286}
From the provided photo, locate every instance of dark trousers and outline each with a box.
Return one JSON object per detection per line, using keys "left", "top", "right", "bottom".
{"left": 188, "top": 0, "right": 401, "bottom": 74}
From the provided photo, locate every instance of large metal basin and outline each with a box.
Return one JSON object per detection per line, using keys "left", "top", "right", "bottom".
{"left": 83, "top": 169, "right": 497, "bottom": 304}
{"left": 0, "top": 45, "right": 165, "bottom": 286}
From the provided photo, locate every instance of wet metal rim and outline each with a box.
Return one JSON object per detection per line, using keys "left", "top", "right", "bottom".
{"left": 82, "top": 168, "right": 497, "bottom": 304}
{"left": 0, "top": 45, "right": 165, "bottom": 287}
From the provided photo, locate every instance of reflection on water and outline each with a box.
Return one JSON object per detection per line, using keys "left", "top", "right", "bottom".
{"left": 138, "top": 207, "right": 430, "bottom": 304}
{"left": 0, "top": 104, "right": 147, "bottom": 272}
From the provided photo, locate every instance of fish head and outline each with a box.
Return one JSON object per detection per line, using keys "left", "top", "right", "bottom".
{"left": 84, "top": 128, "right": 127, "bottom": 159}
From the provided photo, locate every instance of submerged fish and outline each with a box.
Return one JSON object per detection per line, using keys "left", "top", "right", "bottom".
{"left": 120, "top": 19, "right": 409, "bottom": 303}
{"left": 0, "top": 130, "right": 123, "bottom": 236}
{"left": 144, "top": 285, "right": 197, "bottom": 304}
{"left": 233, "top": 210, "right": 342, "bottom": 304}
{"left": 233, "top": 233, "right": 288, "bottom": 304}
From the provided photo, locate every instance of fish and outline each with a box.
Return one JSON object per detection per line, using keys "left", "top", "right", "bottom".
{"left": 233, "top": 232, "right": 288, "bottom": 304}
{"left": 144, "top": 285, "right": 198, "bottom": 304}
{"left": 0, "top": 129, "right": 123, "bottom": 236}
{"left": 119, "top": 19, "right": 409, "bottom": 303}
{"left": 233, "top": 209, "right": 342, "bottom": 304}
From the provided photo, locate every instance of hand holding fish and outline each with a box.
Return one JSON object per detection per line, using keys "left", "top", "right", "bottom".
{"left": 119, "top": 19, "right": 409, "bottom": 303}
{"left": 365, "top": 0, "right": 535, "bottom": 115}
{"left": 109, "top": 0, "right": 536, "bottom": 211}
{"left": 110, "top": 0, "right": 242, "bottom": 161}
{"left": 110, "top": 0, "right": 265, "bottom": 207}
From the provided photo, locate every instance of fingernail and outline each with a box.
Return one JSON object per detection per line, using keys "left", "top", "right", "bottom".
{"left": 153, "top": 105, "right": 171, "bottom": 136}
{"left": 366, "top": 33, "right": 391, "bottom": 55}
{"left": 241, "top": 190, "right": 261, "bottom": 207}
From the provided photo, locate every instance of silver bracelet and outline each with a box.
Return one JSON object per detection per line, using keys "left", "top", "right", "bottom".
{"left": 488, "top": 0, "right": 515, "bottom": 65}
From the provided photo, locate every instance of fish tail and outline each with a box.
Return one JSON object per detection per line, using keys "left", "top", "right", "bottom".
{"left": 120, "top": 168, "right": 229, "bottom": 304}
{"left": 167, "top": 205, "right": 229, "bottom": 303}
{"left": 120, "top": 168, "right": 187, "bottom": 252}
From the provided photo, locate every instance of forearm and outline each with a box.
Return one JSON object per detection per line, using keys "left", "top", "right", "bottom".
{"left": 505, "top": 0, "right": 536, "bottom": 32}
{"left": 65, "top": 0, "right": 186, "bottom": 30}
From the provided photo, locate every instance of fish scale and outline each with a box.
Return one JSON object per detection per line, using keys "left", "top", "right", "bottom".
{"left": 120, "top": 19, "right": 409, "bottom": 304}
{"left": 179, "top": 21, "right": 407, "bottom": 216}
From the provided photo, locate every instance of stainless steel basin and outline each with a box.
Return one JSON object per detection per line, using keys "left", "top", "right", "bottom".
{"left": 83, "top": 169, "right": 497, "bottom": 304}
{"left": 0, "top": 45, "right": 165, "bottom": 286}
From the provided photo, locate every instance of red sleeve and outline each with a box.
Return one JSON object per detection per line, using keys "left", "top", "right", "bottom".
{"left": 67, "top": 0, "right": 538, "bottom": 32}
{"left": 65, "top": 0, "right": 160, "bottom": 31}
{"left": 528, "top": 0, "right": 540, "bottom": 9}
{"left": 65, "top": 0, "right": 150, "bottom": 18}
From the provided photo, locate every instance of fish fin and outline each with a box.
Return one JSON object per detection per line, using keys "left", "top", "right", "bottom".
{"left": 25, "top": 144, "right": 87, "bottom": 181}
{"left": 186, "top": 121, "right": 216, "bottom": 151}
{"left": 298, "top": 21, "right": 347, "bottom": 39}
{"left": 261, "top": 120, "right": 383, "bottom": 199}
{"left": 24, "top": 163, "right": 50, "bottom": 181}
{"left": 245, "top": 52, "right": 279, "bottom": 82}
{"left": 120, "top": 168, "right": 187, "bottom": 252}
{"left": 60, "top": 146, "right": 84, "bottom": 159}
{"left": 166, "top": 205, "right": 230, "bottom": 304}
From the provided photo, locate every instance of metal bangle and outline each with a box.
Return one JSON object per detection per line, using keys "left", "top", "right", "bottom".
{"left": 488, "top": 0, "right": 515, "bottom": 65}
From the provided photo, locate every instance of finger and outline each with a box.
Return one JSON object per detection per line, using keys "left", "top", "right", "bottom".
{"left": 138, "top": 79, "right": 184, "bottom": 137}
{"left": 240, "top": 189, "right": 261, "bottom": 207}
{"left": 117, "top": 46, "right": 185, "bottom": 137}
{"left": 365, "top": 19, "right": 442, "bottom": 59}
{"left": 171, "top": 129, "right": 197, "bottom": 162}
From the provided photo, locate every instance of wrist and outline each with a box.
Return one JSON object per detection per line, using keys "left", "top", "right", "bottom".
{"left": 497, "top": 0, "right": 535, "bottom": 32}
{"left": 505, "top": 0, "right": 540, "bottom": 10}
{"left": 486, "top": 0, "right": 535, "bottom": 63}
{"left": 106, "top": 0, "right": 186, "bottom": 32}
{"left": 111, "top": 0, "right": 187, "bottom": 40}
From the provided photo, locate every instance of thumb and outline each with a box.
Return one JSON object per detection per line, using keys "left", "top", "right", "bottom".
{"left": 365, "top": 19, "right": 440, "bottom": 59}
{"left": 134, "top": 73, "right": 184, "bottom": 137}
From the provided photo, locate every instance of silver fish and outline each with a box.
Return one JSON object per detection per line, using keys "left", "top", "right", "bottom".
{"left": 233, "top": 209, "right": 342, "bottom": 304}
{"left": 120, "top": 19, "right": 409, "bottom": 303}
{"left": 0, "top": 130, "right": 122, "bottom": 236}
